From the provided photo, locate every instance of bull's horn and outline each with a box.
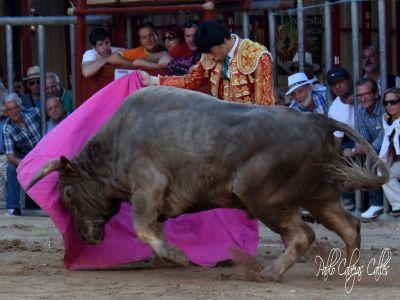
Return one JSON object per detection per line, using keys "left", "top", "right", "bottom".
{"left": 25, "top": 159, "right": 62, "bottom": 192}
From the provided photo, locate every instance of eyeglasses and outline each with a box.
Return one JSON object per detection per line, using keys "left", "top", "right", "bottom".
{"left": 383, "top": 99, "right": 400, "bottom": 107}
{"left": 27, "top": 79, "right": 40, "bottom": 86}
{"left": 163, "top": 35, "right": 177, "bottom": 41}
{"left": 356, "top": 91, "right": 374, "bottom": 100}
{"left": 183, "top": 20, "right": 199, "bottom": 28}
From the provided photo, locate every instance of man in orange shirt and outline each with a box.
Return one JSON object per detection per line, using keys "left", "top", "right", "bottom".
{"left": 116, "top": 22, "right": 162, "bottom": 62}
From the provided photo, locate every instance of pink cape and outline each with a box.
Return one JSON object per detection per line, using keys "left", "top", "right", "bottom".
{"left": 17, "top": 71, "right": 259, "bottom": 270}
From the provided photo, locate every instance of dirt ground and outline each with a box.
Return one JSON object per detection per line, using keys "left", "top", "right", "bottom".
{"left": 0, "top": 210, "right": 399, "bottom": 300}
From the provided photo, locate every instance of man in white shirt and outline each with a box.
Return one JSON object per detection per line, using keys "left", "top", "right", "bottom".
{"left": 327, "top": 67, "right": 354, "bottom": 144}
{"left": 326, "top": 67, "right": 355, "bottom": 211}
{"left": 81, "top": 28, "right": 125, "bottom": 78}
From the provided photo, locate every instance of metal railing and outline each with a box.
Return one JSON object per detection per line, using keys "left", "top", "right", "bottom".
{"left": 0, "top": 15, "right": 111, "bottom": 135}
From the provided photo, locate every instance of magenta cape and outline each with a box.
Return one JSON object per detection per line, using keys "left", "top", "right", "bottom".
{"left": 17, "top": 71, "right": 259, "bottom": 270}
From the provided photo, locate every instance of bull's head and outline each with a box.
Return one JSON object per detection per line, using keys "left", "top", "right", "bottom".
{"left": 26, "top": 156, "right": 121, "bottom": 245}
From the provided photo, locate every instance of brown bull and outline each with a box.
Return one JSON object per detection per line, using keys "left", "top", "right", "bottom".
{"left": 27, "top": 86, "right": 389, "bottom": 281}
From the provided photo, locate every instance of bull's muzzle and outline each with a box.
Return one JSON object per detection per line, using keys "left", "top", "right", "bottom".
{"left": 78, "top": 220, "right": 105, "bottom": 245}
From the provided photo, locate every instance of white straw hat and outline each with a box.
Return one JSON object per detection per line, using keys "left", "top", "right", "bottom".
{"left": 285, "top": 72, "right": 312, "bottom": 96}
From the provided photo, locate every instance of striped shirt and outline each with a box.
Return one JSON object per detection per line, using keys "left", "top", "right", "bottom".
{"left": 289, "top": 89, "right": 328, "bottom": 115}
{"left": 3, "top": 107, "right": 41, "bottom": 157}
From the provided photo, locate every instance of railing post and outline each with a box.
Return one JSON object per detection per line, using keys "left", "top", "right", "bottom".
{"left": 324, "top": 1, "right": 333, "bottom": 106}
{"left": 351, "top": 0, "right": 361, "bottom": 83}
{"left": 6, "top": 25, "right": 13, "bottom": 92}
{"left": 38, "top": 24, "right": 46, "bottom": 136}
{"left": 268, "top": 10, "right": 277, "bottom": 83}
{"left": 297, "top": 0, "right": 305, "bottom": 72}
{"left": 70, "top": 24, "right": 76, "bottom": 110}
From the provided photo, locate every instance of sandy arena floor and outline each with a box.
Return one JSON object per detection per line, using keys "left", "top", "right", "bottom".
{"left": 0, "top": 210, "right": 399, "bottom": 299}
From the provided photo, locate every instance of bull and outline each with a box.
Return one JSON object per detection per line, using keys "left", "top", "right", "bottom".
{"left": 27, "top": 86, "right": 389, "bottom": 281}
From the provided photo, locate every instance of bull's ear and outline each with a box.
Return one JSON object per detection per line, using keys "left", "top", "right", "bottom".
{"left": 60, "top": 156, "right": 78, "bottom": 174}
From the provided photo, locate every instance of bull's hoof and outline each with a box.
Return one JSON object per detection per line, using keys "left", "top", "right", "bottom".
{"left": 260, "top": 267, "right": 282, "bottom": 282}
{"left": 166, "top": 246, "right": 189, "bottom": 266}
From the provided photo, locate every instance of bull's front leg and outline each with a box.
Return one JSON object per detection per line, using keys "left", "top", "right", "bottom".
{"left": 261, "top": 210, "right": 315, "bottom": 282}
{"left": 130, "top": 164, "right": 189, "bottom": 266}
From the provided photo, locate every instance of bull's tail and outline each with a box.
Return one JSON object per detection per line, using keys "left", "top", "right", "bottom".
{"left": 315, "top": 116, "right": 390, "bottom": 191}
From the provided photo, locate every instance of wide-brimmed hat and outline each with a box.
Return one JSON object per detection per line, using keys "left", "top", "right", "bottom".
{"left": 23, "top": 66, "right": 40, "bottom": 81}
{"left": 290, "top": 52, "right": 320, "bottom": 72}
{"left": 285, "top": 72, "right": 313, "bottom": 95}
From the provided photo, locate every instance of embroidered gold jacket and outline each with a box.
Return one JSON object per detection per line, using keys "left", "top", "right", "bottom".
{"left": 159, "top": 38, "right": 275, "bottom": 106}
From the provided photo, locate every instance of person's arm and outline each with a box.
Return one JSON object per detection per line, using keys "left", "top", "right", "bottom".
{"left": 6, "top": 153, "right": 21, "bottom": 166}
{"left": 3, "top": 129, "right": 20, "bottom": 166}
{"left": 158, "top": 61, "right": 207, "bottom": 90}
{"left": 370, "top": 124, "right": 384, "bottom": 154}
{"left": 158, "top": 53, "right": 173, "bottom": 68}
{"left": 253, "top": 54, "right": 275, "bottom": 106}
{"left": 81, "top": 57, "right": 110, "bottom": 78}
{"left": 132, "top": 58, "right": 161, "bottom": 69}
{"left": 107, "top": 52, "right": 133, "bottom": 67}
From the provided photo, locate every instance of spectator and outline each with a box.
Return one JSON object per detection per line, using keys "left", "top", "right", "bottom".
{"left": 327, "top": 67, "right": 355, "bottom": 144}
{"left": 326, "top": 67, "right": 355, "bottom": 210}
{"left": 141, "top": 19, "right": 275, "bottom": 105}
{"left": 379, "top": 87, "right": 400, "bottom": 217}
{"left": 345, "top": 78, "right": 384, "bottom": 220}
{"left": 285, "top": 72, "right": 328, "bottom": 114}
{"left": 46, "top": 72, "right": 73, "bottom": 113}
{"left": 3, "top": 92, "right": 41, "bottom": 216}
{"left": 13, "top": 78, "right": 25, "bottom": 98}
{"left": 21, "top": 66, "right": 43, "bottom": 109}
{"left": 133, "top": 24, "right": 192, "bottom": 70}
{"left": 167, "top": 19, "right": 201, "bottom": 75}
{"left": 0, "top": 83, "right": 7, "bottom": 209}
{"left": 81, "top": 27, "right": 125, "bottom": 78}
{"left": 45, "top": 96, "right": 68, "bottom": 133}
{"left": 118, "top": 22, "right": 162, "bottom": 62}
{"left": 362, "top": 45, "right": 400, "bottom": 94}
{"left": 290, "top": 52, "right": 326, "bottom": 94}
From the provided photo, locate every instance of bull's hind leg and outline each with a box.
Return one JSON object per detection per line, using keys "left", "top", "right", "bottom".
{"left": 130, "top": 164, "right": 188, "bottom": 266}
{"left": 306, "top": 196, "right": 361, "bottom": 266}
{"left": 261, "top": 209, "right": 315, "bottom": 282}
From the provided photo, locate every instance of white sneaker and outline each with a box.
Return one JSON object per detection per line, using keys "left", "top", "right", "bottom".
{"left": 361, "top": 205, "right": 383, "bottom": 219}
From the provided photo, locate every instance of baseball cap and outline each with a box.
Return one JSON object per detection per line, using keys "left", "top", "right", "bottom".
{"left": 326, "top": 67, "right": 350, "bottom": 85}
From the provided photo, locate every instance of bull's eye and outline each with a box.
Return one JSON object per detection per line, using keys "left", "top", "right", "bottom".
{"left": 64, "top": 186, "right": 74, "bottom": 199}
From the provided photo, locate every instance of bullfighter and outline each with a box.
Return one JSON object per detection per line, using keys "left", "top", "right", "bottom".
{"left": 140, "top": 19, "right": 275, "bottom": 106}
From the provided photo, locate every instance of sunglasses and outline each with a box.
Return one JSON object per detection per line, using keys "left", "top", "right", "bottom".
{"left": 383, "top": 99, "right": 400, "bottom": 107}
{"left": 27, "top": 79, "right": 40, "bottom": 86}
{"left": 163, "top": 35, "right": 177, "bottom": 41}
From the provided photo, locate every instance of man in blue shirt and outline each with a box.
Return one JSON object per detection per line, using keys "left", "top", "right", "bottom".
{"left": 3, "top": 92, "right": 41, "bottom": 216}
{"left": 21, "top": 66, "right": 43, "bottom": 110}
{"left": 343, "top": 77, "right": 384, "bottom": 220}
